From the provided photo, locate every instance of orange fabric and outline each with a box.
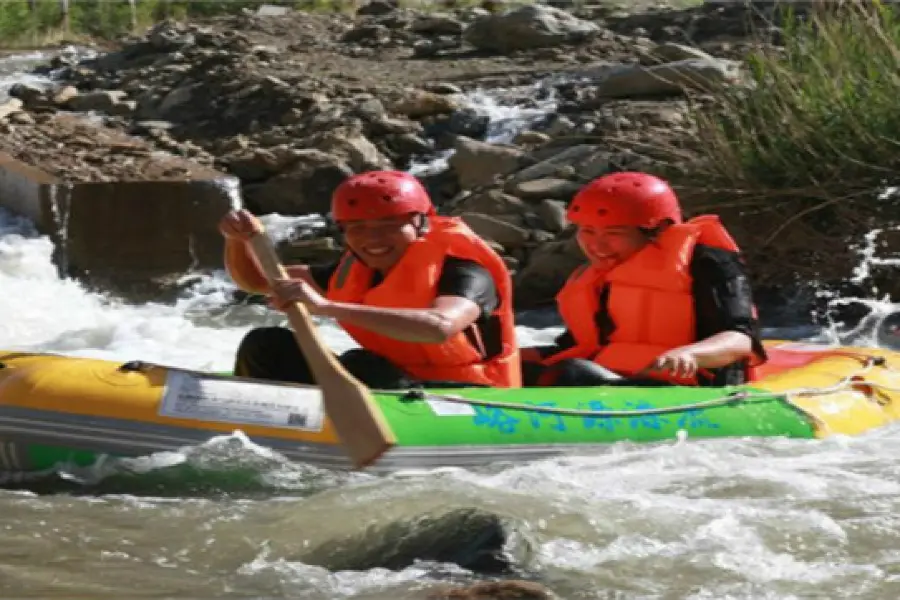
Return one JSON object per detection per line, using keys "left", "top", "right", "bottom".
{"left": 545, "top": 215, "right": 761, "bottom": 385}
{"left": 325, "top": 216, "right": 521, "bottom": 388}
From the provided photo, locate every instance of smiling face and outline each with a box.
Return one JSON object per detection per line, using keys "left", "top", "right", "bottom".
{"left": 575, "top": 224, "right": 651, "bottom": 270}
{"left": 341, "top": 214, "right": 422, "bottom": 272}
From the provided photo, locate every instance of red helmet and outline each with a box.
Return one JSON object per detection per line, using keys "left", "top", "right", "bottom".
{"left": 331, "top": 170, "right": 435, "bottom": 223}
{"left": 567, "top": 172, "right": 682, "bottom": 229}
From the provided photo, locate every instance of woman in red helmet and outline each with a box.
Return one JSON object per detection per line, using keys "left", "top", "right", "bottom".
{"left": 220, "top": 170, "right": 522, "bottom": 389}
{"left": 521, "top": 171, "right": 767, "bottom": 387}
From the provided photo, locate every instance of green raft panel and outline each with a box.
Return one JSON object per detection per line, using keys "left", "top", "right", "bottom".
{"left": 9, "top": 383, "right": 815, "bottom": 480}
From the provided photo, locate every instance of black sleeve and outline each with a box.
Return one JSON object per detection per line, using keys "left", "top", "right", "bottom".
{"left": 436, "top": 257, "right": 500, "bottom": 321}
{"left": 308, "top": 261, "right": 339, "bottom": 291}
{"left": 690, "top": 244, "right": 767, "bottom": 360}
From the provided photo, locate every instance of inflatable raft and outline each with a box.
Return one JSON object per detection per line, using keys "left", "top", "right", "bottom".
{"left": 1, "top": 340, "right": 899, "bottom": 479}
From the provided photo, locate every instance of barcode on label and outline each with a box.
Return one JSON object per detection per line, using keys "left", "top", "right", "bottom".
{"left": 287, "top": 412, "right": 308, "bottom": 426}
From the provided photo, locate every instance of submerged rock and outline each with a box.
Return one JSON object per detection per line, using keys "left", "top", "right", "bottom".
{"left": 300, "top": 507, "right": 534, "bottom": 573}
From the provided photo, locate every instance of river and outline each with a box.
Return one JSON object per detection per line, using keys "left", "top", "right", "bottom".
{"left": 3, "top": 49, "right": 900, "bottom": 600}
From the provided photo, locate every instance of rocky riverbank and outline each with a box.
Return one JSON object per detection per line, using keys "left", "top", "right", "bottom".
{"left": 0, "top": 1, "right": 880, "bottom": 313}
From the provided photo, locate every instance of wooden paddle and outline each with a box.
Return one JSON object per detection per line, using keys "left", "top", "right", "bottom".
{"left": 246, "top": 230, "right": 396, "bottom": 469}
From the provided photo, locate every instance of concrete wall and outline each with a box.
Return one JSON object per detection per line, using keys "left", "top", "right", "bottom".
{"left": 0, "top": 152, "right": 241, "bottom": 297}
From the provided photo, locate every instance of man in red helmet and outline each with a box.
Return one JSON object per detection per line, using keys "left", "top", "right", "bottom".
{"left": 521, "top": 171, "right": 768, "bottom": 387}
{"left": 220, "top": 170, "right": 522, "bottom": 389}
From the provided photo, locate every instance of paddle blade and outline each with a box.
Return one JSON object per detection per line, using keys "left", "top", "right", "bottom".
{"left": 246, "top": 232, "right": 396, "bottom": 468}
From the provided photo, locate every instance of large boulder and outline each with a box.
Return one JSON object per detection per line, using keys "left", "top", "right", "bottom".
{"left": 301, "top": 507, "right": 533, "bottom": 573}
{"left": 464, "top": 4, "right": 600, "bottom": 53}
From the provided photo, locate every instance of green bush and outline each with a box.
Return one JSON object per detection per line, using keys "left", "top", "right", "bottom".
{"left": 0, "top": 0, "right": 322, "bottom": 46}
{"left": 664, "top": 0, "right": 900, "bottom": 287}
{"left": 686, "top": 0, "right": 900, "bottom": 192}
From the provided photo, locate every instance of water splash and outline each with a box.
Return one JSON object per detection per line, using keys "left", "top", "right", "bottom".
{"left": 408, "top": 81, "right": 559, "bottom": 177}
{"left": 810, "top": 223, "right": 900, "bottom": 349}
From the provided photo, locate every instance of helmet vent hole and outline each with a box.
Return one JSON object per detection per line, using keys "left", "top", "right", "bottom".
{"left": 383, "top": 195, "right": 392, "bottom": 202}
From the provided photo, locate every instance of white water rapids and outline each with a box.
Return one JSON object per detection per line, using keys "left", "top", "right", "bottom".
{"left": 3, "top": 49, "right": 900, "bottom": 599}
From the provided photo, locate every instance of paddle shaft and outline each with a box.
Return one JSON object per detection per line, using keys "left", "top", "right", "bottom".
{"left": 246, "top": 233, "right": 395, "bottom": 469}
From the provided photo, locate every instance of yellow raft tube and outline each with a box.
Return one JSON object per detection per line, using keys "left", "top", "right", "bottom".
{"left": 0, "top": 340, "right": 899, "bottom": 479}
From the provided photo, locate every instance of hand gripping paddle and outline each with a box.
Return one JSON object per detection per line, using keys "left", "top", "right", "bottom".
{"left": 247, "top": 231, "right": 396, "bottom": 469}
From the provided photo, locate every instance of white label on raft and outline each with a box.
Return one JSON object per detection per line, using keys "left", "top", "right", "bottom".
{"left": 159, "top": 371, "right": 325, "bottom": 432}
{"left": 425, "top": 397, "right": 477, "bottom": 417}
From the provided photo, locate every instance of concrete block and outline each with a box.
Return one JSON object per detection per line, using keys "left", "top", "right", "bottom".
{"left": 0, "top": 152, "right": 240, "bottom": 297}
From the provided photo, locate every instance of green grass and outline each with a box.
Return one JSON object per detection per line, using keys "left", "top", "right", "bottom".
{"left": 688, "top": 0, "right": 900, "bottom": 191}
{"left": 0, "top": 0, "right": 352, "bottom": 47}
{"left": 654, "top": 0, "right": 900, "bottom": 285}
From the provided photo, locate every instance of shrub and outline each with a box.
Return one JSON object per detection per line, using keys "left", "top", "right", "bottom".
{"left": 671, "top": 0, "right": 900, "bottom": 288}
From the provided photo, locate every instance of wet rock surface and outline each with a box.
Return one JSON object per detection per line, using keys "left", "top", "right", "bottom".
{"left": 301, "top": 506, "right": 533, "bottom": 574}
{"left": 0, "top": 1, "right": 855, "bottom": 310}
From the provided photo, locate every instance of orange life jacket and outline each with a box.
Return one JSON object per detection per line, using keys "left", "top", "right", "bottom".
{"left": 325, "top": 215, "right": 522, "bottom": 388}
{"left": 543, "top": 215, "right": 762, "bottom": 385}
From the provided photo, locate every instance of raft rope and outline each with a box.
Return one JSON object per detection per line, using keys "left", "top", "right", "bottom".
{"left": 110, "top": 353, "right": 900, "bottom": 420}
{"left": 393, "top": 355, "right": 900, "bottom": 419}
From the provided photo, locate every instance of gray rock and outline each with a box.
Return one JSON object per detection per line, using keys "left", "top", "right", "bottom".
{"left": 0, "top": 98, "right": 23, "bottom": 121}
{"left": 449, "top": 136, "right": 523, "bottom": 189}
{"left": 594, "top": 58, "right": 742, "bottom": 99}
{"left": 388, "top": 88, "right": 460, "bottom": 118}
{"left": 514, "top": 236, "right": 585, "bottom": 308}
{"left": 511, "top": 177, "right": 581, "bottom": 201}
{"left": 537, "top": 199, "right": 568, "bottom": 233}
{"left": 243, "top": 151, "right": 354, "bottom": 215}
{"left": 507, "top": 144, "right": 607, "bottom": 186}
{"left": 464, "top": 4, "right": 600, "bottom": 53}
{"left": 411, "top": 14, "right": 465, "bottom": 35}
{"left": 301, "top": 507, "right": 533, "bottom": 574}
{"left": 454, "top": 189, "right": 529, "bottom": 216}
{"left": 461, "top": 212, "right": 530, "bottom": 249}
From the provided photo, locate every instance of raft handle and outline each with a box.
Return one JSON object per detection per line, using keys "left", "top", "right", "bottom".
{"left": 118, "top": 360, "right": 151, "bottom": 373}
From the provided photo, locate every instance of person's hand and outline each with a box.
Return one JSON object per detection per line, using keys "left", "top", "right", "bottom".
{"left": 269, "top": 277, "right": 330, "bottom": 315}
{"left": 645, "top": 346, "right": 699, "bottom": 379}
{"left": 219, "top": 209, "right": 264, "bottom": 241}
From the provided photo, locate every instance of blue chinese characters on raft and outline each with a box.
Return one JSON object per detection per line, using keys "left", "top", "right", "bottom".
{"left": 471, "top": 399, "right": 722, "bottom": 435}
